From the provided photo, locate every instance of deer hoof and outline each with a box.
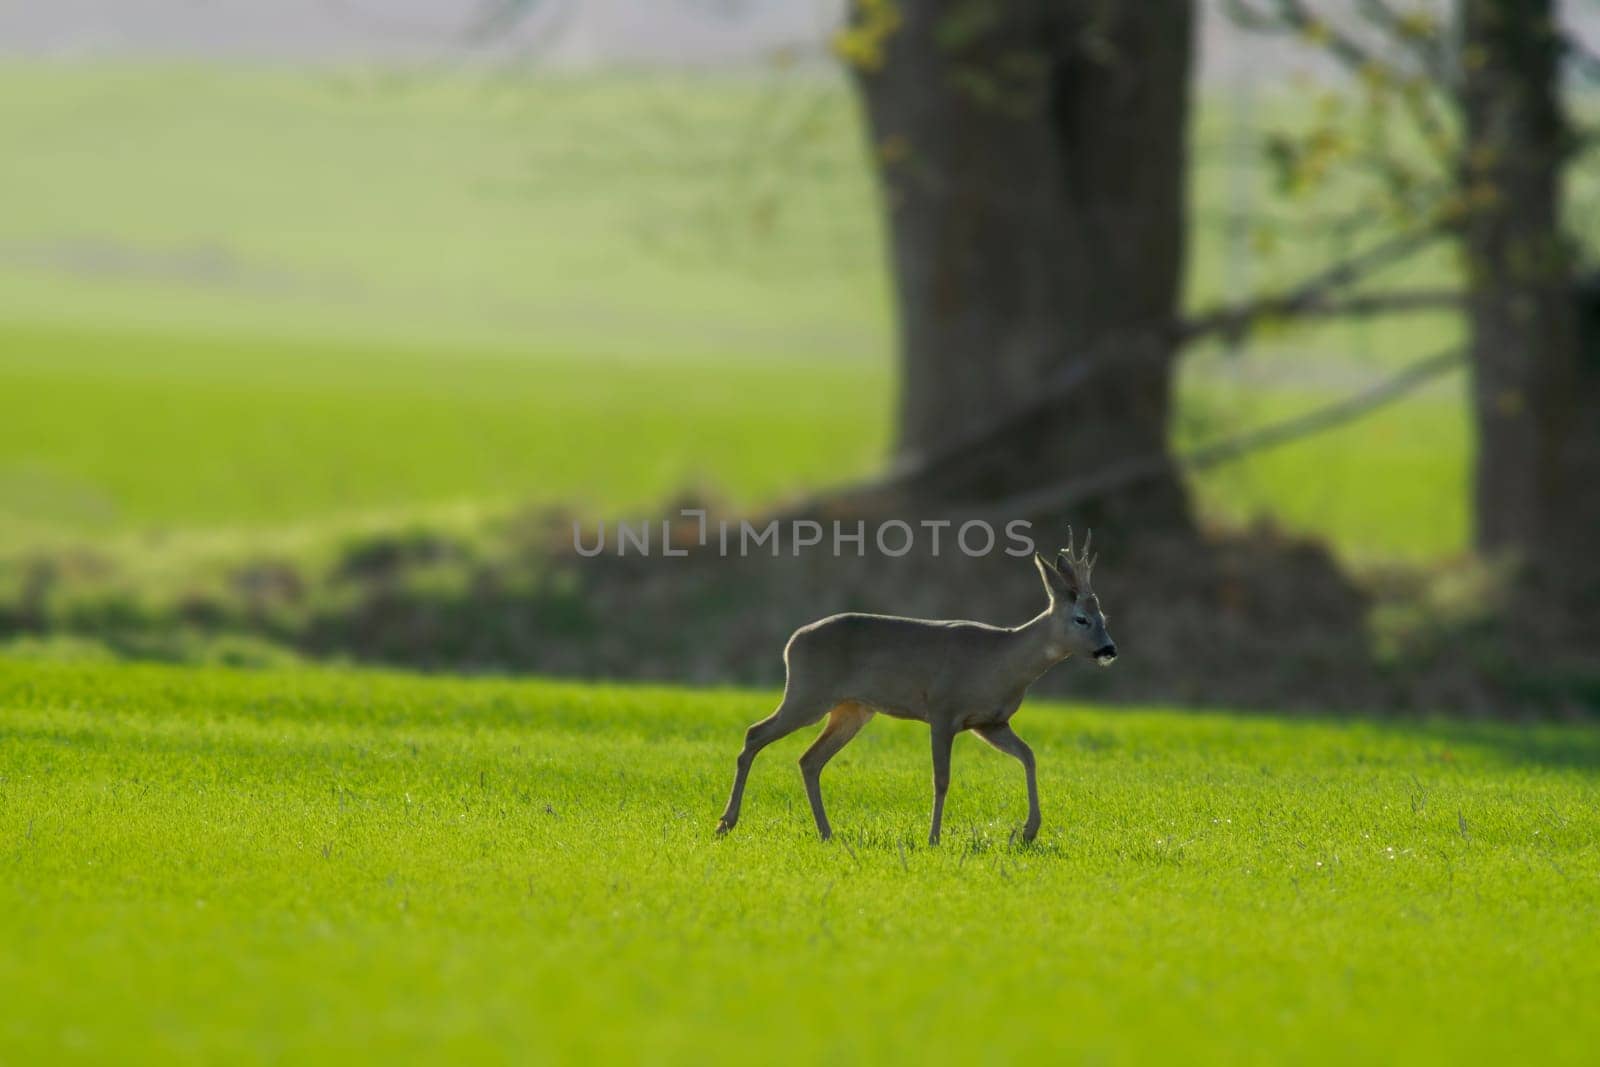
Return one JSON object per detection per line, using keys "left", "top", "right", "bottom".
{"left": 715, "top": 817, "right": 735, "bottom": 836}
{"left": 1022, "top": 823, "right": 1040, "bottom": 844}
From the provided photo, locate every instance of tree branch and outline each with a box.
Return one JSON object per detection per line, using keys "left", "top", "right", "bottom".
{"left": 783, "top": 224, "right": 1450, "bottom": 518}
{"left": 1353, "top": 0, "right": 1456, "bottom": 88}
{"left": 1226, "top": 0, "right": 1460, "bottom": 165}
{"left": 1224, "top": 0, "right": 1383, "bottom": 73}
{"left": 963, "top": 346, "right": 1467, "bottom": 521}
{"left": 782, "top": 337, "right": 1148, "bottom": 518}
{"left": 1278, "top": 288, "right": 1463, "bottom": 320}
{"left": 464, "top": 0, "right": 566, "bottom": 43}
{"left": 1568, "top": 31, "right": 1600, "bottom": 83}
{"left": 1178, "top": 225, "right": 1449, "bottom": 344}
{"left": 1184, "top": 288, "right": 1461, "bottom": 345}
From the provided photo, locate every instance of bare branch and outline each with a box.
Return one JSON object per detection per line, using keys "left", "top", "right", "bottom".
{"left": 464, "top": 0, "right": 560, "bottom": 42}
{"left": 1222, "top": 0, "right": 1290, "bottom": 34}
{"left": 782, "top": 222, "right": 1450, "bottom": 518}
{"left": 1179, "top": 225, "right": 1449, "bottom": 344}
{"left": 1277, "top": 288, "right": 1462, "bottom": 320}
{"left": 1224, "top": 0, "right": 1384, "bottom": 74}
{"left": 1204, "top": 163, "right": 1455, "bottom": 246}
{"left": 1391, "top": 74, "right": 1458, "bottom": 168}
{"left": 1353, "top": 0, "right": 1456, "bottom": 88}
{"left": 1353, "top": 0, "right": 1406, "bottom": 31}
{"left": 1226, "top": 0, "right": 1459, "bottom": 165}
{"left": 1563, "top": 20, "right": 1600, "bottom": 82}
{"left": 781, "top": 338, "right": 1145, "bottom": 519}
{"left": 964, "top": 346, "right": 1467, "bottom": 521}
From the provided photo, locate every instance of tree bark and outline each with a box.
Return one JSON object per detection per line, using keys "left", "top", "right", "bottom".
{"left": 1459, "top": 0, "right": 1583, "bottom": 565}
{"left": 1568, "top": 272, "right": 1600, "bottom": 563}
{"left": 851, "top": 0, "right": 1195, "bottom": 529}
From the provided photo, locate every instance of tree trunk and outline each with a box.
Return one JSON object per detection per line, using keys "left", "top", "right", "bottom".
{"left": 1567, "top": 272, "right": 1600, "bottom": 567}
{"left": 851, "top": 0, "right": 1195, "bottom": 529}
{"left": 1459, "top": 0, "right": 1583, "bottom": 566}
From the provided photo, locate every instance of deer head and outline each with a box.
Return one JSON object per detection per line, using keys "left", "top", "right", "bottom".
{"left": 1033, "top": 527, "right": 1117, "bottom": 666}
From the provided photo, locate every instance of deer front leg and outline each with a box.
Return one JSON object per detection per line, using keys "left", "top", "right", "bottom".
{"left": 975, "top": 722, "right": 1040, "bottom": 843}
{"left": 927, "top": 723, "right": 955, "bottom": 846}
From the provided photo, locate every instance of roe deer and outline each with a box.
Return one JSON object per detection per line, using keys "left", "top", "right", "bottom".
{"left": 716, "top": 529, "right": 1116, "bottom": 845}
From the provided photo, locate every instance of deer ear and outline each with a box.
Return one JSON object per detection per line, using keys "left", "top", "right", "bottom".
{"left": 1035, "top": 552, "right": 1078, "bottom": 601}
{"left": 1054, "top": 551, "right": 1083, "bottom": 599}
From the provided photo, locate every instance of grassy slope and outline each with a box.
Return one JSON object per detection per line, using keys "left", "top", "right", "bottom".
{"left": 0, "top": 63, "right": 1470, "bottom": 560}
{"left": 2, "top": 657, "right": 1596, "bottom": 1063}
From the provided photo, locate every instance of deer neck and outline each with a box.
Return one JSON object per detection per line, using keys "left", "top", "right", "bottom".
{"left": 1007, "top": 608, "right": 1070, "bottom": 684}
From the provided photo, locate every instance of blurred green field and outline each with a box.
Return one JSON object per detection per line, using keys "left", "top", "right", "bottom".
{"left": 1, "top": 657, "right": 1596, "bottom": 1063}
{"left": 0, "top": 321, "right": 889, "bottom": 534}
{"left": 0, "top": 64, "right": 889, "bottom": 359}
{"left": 0, "top": 63, "right": 1473, "bottom": 560}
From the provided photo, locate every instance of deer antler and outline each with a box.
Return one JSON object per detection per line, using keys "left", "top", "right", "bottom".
{"left": 1060, "top": 525, "right": 1097, "bottom": 583}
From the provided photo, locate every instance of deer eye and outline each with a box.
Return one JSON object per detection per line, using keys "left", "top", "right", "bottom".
{"left": 1073, "top": 615, "right": 1089, "bottom": 627}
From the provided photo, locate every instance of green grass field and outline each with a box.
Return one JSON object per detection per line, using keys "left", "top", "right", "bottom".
{"left": 0, "top": 63, "right": 1475, "bottom": 562}
{"left": 2, "top": 58, "right": 1593, "bottom": 1064}
{"left": 2, "top": 657, "right": 1596, "bottom": 1063}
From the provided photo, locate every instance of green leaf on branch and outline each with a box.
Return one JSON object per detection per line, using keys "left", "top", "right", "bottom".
{"left": 834, "top": 0, "right": 903, "bottom": 72}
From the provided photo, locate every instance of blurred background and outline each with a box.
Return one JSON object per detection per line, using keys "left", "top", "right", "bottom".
{"left": 1, "top": 0, "right": 1597, "bottom": 714}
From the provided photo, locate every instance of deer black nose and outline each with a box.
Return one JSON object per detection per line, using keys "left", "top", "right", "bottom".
{"left": 1093, "top": 644, "right": 1117, "bottom": 661}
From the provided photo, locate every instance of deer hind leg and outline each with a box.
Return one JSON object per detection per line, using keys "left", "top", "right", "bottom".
{"left": 798, "top": 702, "right": 874, "bottom": 841}
{"left": 717, "top": 687, "right": 831, "bottom": 834}
{"left": 928, "top": 722, "right": 955, "bottom": 847}
{"left": 974, "top": 722, "right": 1041, "bottom": 843}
